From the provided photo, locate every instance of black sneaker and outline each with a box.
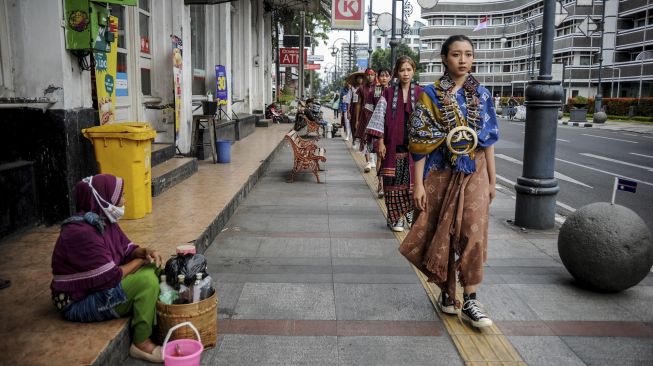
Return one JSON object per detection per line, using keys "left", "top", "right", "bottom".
{"left": 436, "top": 292, "right": 459, "bottom": 315}
{"left": 461, "top": 293, "right": 493, "bottom": 328}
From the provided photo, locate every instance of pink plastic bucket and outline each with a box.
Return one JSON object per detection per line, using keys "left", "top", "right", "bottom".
{"left": 162, "top": 322, "right": 203, "bottom": 366}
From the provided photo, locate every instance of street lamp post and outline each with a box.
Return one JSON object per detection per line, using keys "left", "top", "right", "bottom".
{"left": 514, "top": 0, "right": 564, "bottom": 230}
{"left": 331, "top": 37, "right": 352, "bottom": 74}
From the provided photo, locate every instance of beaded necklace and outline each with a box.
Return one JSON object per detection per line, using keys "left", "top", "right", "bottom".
{"left": 436, "top": 72, "right": 482, "bottom": 132}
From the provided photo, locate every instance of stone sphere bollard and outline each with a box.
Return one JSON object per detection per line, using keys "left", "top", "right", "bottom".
{"left": 558, "top": 110, "right": 563, "bottom": 120}
{"left": 593, "top": 111, "right": 608, "bottom": 124}
{"left": 558, "top": 202, "right": 653, "bottom": 292}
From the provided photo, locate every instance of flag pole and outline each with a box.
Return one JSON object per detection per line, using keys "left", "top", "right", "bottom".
{"left": 611, "top": 176, "right": 618, "bottom": 205}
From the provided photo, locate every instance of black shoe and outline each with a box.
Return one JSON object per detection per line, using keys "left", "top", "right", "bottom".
{"left": 461, "top": 293, "right": 493, "bottom": 328}
{"left": 436, "top": 292, "right": 459, "bottom": 315}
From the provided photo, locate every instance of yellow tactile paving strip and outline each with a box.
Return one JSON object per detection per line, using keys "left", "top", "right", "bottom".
{"left": 343, "top": 139, "right": 527, "bottom": 366}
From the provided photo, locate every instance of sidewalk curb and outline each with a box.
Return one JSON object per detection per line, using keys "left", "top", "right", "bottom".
{"left": 560, "top": 121, "right": 593, "bottom": 127}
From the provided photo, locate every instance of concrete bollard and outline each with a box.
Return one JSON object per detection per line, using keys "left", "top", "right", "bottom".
{"left": 558, "top": 202, "right": 653, "bottom": 292}
{"left": 593, "top": 111, "right": 608, "bottom": 124}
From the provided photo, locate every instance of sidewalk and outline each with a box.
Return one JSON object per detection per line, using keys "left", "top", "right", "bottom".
{"left": 559, "top": 117, "right": 653, "bottom": 135}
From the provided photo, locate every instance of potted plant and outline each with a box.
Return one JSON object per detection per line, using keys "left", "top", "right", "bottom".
{"left": 569, "top": 96, "right": 588, "bottom": 122}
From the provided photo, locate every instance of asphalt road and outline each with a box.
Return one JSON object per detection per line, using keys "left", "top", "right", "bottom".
{"left": 494, "top": 118, "right": 653, "bottom": 228}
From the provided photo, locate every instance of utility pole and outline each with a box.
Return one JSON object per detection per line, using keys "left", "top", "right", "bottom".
{"left": 349, "top": 30, "right": 353, "bottom": 72}
{"left": 390, "top": 0, "right": 398, "bottom": 66}
{"left": 368, "top": 0, "right": 373, "bottom": 67}
{"left": 595, "top": 0, "right": 606, "bottom": 113}
{"left": 514, "top": 0, "right": 563, "bottom": 229}
{"left": 299, "top": 11, "right": 305, "bottom": 100}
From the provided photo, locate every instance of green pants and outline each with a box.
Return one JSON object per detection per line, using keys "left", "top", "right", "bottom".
{"left": 114, "top": 264, "right": 160, "bottom": 344}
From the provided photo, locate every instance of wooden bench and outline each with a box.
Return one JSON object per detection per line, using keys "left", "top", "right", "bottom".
{"left": 304, "top": 116, "right": 323, "bottom": 138}
{"left": 285, "top": 130, "right": 326, "bottom": 183}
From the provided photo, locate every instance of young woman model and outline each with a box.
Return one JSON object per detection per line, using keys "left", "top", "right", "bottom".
{"left": 367, "top": 68, "right": 392, "bottom": 197}
{"left": 353, "top": 68, "right": 377, "bottom": 172}
{"left": 51, "top": 174, "right": 165, "bottom": 362}
{"left": 366, "top": 56, "right": 423, "bottom": 232}
{"left": 399, "top": 35, "right": 499, "bottom": 328}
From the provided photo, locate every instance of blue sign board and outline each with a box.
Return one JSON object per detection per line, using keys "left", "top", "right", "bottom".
{"left": 215, "top": 65, "right": 228, "bottom": 105}
{"left": 116, "top": 72, "right": 128, "bottom": 96}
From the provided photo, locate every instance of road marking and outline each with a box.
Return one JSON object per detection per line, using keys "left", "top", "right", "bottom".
{"left": 495, "top": 154, "right": 593, "bottom": 188}
{"left": 555, "top": 158, "right": 653, "bottom": 187}
{"left": 557, "top": 138, "right": 570, "bottom": 142}
{"left": 580, "top": 153, "right": 653, "bottom": 172}
{"left": 624, "top": 133, "right": 653, "bottom": 139}
{"left": 630, "top": 152, "right": 653, "bottom": 159}
{"left": 581, "top": 134, "right": 638, "bottom": 144}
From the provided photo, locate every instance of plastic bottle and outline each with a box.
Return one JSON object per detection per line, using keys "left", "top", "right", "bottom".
{"left": 175, "top": 274, "right": 191, "bottom": 304}
{"left": 158, "top": 275, "right": 179, "bottom": 305}
{"left": 207, "top": 90, "right": 213, "bottom": 102}
{"left": 199, "top": 274, "right": 215, "bottom": 300}
{"left": 192, "top": 273, "right": 202, "bottom": 303}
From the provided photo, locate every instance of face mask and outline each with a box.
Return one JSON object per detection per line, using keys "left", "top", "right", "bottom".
{"left": 83, "top": 176, "right": 125, "bottom": 223}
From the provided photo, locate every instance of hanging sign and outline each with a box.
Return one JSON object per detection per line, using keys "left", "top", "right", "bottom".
{"left": 171, "top": 35, "right": 183, "bottom": 144}
{"left": 279, "top": 48, "right": 308, "bottom": 67}
{"left": 331, "top": 0, "right": 364, "bottom": 30}
{"left": 215, "top": 65, "right": 228, "bottom": 106}
{"left": 94, "top": 15, "right": 118, "bottom": 125}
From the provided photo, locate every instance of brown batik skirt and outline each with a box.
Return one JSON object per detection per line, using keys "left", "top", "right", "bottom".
{"left": 399, "top": 150, "right": 490, "bottom": 306}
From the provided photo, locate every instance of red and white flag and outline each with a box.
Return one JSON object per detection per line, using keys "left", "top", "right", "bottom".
{"left": 474, "top": 16, "right": 489, "bottom": 31}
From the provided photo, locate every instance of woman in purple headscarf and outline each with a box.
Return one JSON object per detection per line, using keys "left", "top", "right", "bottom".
{"left": 51, "top": 174, "right": 164, "bottom": 363}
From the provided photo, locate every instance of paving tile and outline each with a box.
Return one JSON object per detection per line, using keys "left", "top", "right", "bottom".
{"left": 205, "top": 236, "right": 262, "bottom": 257}
{"left": 337, "top": 336, "right": 463, "bottom": 366}
{"left": 234, "top": 283, "right": 336, "bottom": 320}
{"left": 507, "top": 336, "right": 586, "bottom": 366}
{"left": 206, "top": 335, "right": 338, "bottom": 366}
{"left": 476, "top": 284, "right": 541, "bottom": 321}
{"left": 256, "top": 237, "right": 332, "bottom": 258}
{"left": 334, "top": 283, "right": 438, "bottom": 321}
{"left": 561, "top": 336, "right": 653, "bottom": 365}
{"left": 508, "top": 284, "right": 638, "bottom": 321}
{"left": 487, "top": 239, "right": 553, "bottom": 259}
{"left": 331, "top": 238, "right": 402, "bottom": 258}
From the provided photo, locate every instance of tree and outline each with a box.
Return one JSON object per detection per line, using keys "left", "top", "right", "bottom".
{"left": 273, "top": 9, "right": 331, "bottom": 97}
{"left": 370, "top": 43, "right": 422, "bottom": 79}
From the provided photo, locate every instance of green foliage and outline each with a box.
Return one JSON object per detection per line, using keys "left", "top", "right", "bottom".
{"left": 370, "top": 43, "right": 422, "bottom": 79}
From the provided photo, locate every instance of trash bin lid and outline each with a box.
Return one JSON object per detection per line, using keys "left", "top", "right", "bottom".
{"left": 82, "top": 122, "right": 157, "bottom": 140}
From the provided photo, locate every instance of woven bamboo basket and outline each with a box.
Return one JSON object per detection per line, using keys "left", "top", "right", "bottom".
{"left": 155, "top": 291, "right": 218, "bottom": 349}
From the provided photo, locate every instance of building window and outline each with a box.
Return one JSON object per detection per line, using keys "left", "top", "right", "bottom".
{"left": 138, "top": 0, "right": 152, "bottom": 96}
{"left": 579, "top": 55, "right": 591, "bottom": 65}
{"left": 456, "top": 17, "right": 466, "bottom": 26}
{"left": 113, "top": 5, "right": 128, "bottom": 95}
{"left": 190, "top": 5, "right": 206, "bottom": 95}
{"left": 444, "top": 18, "right": 454, "bottom": 26}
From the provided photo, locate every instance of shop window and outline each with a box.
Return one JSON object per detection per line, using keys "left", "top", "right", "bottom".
{"left": 113, "top": 5, "right": 128, "bottom": 95}
{"left": 190, "top": 5, "right": 206, "bottom": 95}
{"left": 138, "top": 0, "right": 152, "bottom": 96}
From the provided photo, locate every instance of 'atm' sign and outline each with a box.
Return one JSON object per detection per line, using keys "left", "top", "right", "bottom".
{"left": 331, "top": 0, "right": 364, "bottom": 30}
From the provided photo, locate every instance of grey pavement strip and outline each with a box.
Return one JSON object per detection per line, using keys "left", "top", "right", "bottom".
{"left": 561, "top": 336, "right": 653, "bottom": 366}
{"left": 337, "top": 336, "right": 463, "bottom": 366}
{"left": 233, "top": 283, "right": 336, "bottom": 320}
{"left": 334, "top": 283, "right": 438, "bottom": 321}
{"left": 507, "top": 336, "right": 586, "bottom": 366}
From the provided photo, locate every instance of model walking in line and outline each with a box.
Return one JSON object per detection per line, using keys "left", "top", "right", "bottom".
{"left": 366, "top": 56, "right": 422, "bottom": 232}
{"left": 399, "top": 35, "right": 499, "bottom": 328}
{"left": 340, "top": 82, "right": 352, "bottom": 141}
{"left": 366, "top": 68, "right": 391, "bottom": 197}
{"left": 353, "top": 68, "right": 377, "bottom": 173}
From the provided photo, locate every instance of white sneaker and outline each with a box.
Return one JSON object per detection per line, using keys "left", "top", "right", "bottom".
{"left": 364, "top": 162, "right": 372, "bottom": 173}
{"left": 390, "top": 225, "right": 404, "bottom": 232}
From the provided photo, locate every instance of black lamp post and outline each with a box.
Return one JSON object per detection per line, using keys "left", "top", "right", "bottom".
{"left": 514, "top": 0, "right": 564, "bottom": 230}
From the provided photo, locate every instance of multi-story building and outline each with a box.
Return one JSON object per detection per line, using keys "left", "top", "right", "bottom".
{"left": 418, "top": 0, "right": 653, "bottom": 100}
{"left": 340, "top": 42, "right": 370, "bottom": 71}
{"left": 373, "top": 19, "right": 428, "bottom": 54}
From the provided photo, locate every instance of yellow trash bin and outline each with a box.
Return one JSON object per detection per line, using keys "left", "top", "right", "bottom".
{"left": 82, "top": 122, "right": 157, "bottom": 220}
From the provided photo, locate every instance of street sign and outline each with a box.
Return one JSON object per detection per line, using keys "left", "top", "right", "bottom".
{"left": 283, "top": 35, "right": 312, "bottom": 47}
{"left": 305, "top": 63, "right": 321, "bottom": 70}
{"left": 555, "top": 1, "right": 569, "bottom": 27}
{"left": 331, "top": 0, "right": 364, "bottom": 30}
{"left": 577, "top": 16, "right": 598, "bottom": 37}
{"left": 279, "top": 48, "right": 308, "bottom": 67}
{"left": 307, "top": 54, "right": 324, "bottom": 62}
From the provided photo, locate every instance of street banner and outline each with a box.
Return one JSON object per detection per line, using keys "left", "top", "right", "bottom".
{"left": 279, "top": 48, "right": 308, "bottom": 67}
{"left": 215, "top": 65, "right": 228, "bottom": 106}
{"left": 474, "top": 16, "right": 488, "bottom": 32}
{"left": 94, "top": 15, "right": 118, "bottom": 125}
{"left": 331, "top": 0, "right": 364, "bottom": 30}
{"left": 171, "top": 35, "right": 183, "bottom": 144}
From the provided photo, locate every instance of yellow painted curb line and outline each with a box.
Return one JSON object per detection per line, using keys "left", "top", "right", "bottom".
{"left": 343, "top": 139, "right": 527, "bottom": 365}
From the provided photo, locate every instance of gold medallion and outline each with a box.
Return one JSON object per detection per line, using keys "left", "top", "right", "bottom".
{"left": 446, "top": 126, "right": 478, "bottom": 155}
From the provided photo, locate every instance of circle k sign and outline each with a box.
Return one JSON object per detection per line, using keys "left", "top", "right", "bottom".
{"left": 331, "top": 0, "right": 364, "bottom": 30}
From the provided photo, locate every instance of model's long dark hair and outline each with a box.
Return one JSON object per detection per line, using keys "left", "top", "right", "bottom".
{"left": 440, "top": 35, "right": 475, "bottom": 67}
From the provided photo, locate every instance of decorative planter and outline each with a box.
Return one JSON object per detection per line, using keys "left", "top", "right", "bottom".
{"left": 569, "top": 108, "right": 588, "bottom": 122}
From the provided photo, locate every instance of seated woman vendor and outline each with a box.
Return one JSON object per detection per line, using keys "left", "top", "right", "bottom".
{"left": 50, "top": 174, "right": 164, "bottom": 363}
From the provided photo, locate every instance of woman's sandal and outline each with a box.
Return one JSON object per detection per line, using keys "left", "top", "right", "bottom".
{"left": 129, "top": 344, "right": 163, "bottom": 363}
